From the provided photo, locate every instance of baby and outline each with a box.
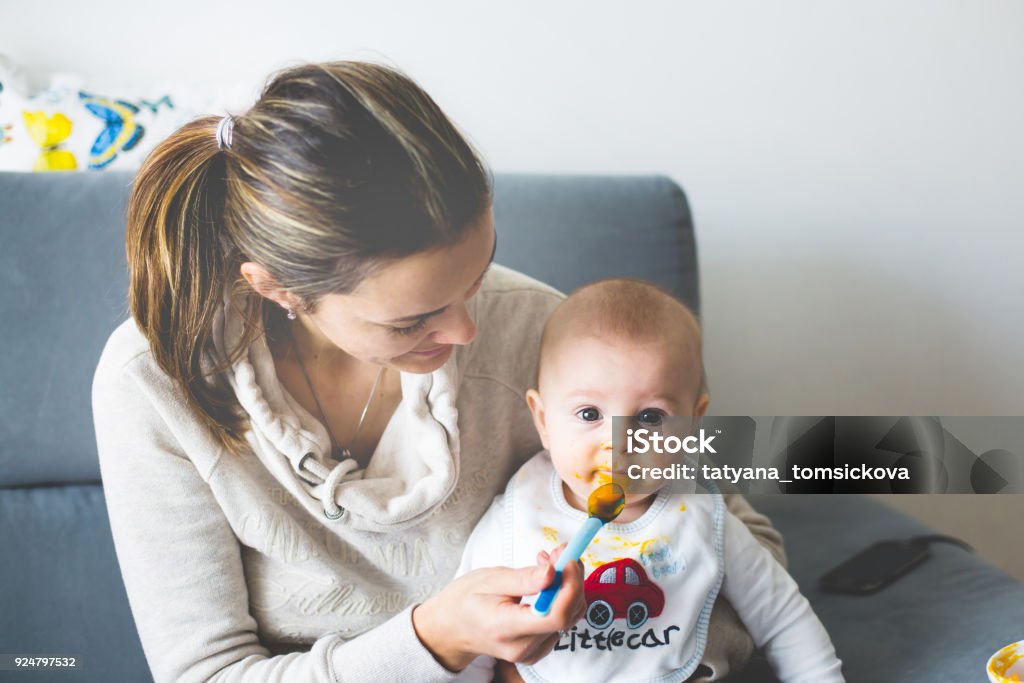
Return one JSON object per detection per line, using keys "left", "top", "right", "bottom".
{"left": 456, "top": 278, "right": 844, "bottom": 682}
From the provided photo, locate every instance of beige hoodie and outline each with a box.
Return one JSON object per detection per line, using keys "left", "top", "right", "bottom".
{"left": 93, "top": 265, "right": 784, "bottom": 683}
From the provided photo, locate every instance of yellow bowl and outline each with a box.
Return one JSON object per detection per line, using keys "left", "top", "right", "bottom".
{"left": 988, "top": 641, "right": 1024, "bottom": 682}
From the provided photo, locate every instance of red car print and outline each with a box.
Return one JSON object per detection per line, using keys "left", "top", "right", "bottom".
{"left": 583, "top": 558, "right": 665, "bottom": 630}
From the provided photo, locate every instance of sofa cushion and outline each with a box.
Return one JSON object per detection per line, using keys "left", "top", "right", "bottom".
{"left": 753, "top": 494, "right": 1024, "bottom": 682}
{"left": 0, "top": 171, "right": 698, "bottom": 487}
{"left": 0, "top": 485, "right": 149, "bottom": 680}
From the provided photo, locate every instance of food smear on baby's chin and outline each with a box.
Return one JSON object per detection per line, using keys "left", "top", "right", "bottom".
{"left": 595, "top": 469, "right": 633, "bottom": 493}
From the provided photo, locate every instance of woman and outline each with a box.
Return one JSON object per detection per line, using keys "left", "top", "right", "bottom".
{"left": 93, "top": 61, "right": 785, "bottom": 682}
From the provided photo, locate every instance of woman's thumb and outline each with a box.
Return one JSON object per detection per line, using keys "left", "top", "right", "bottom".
{"left": 485, "top": 563, "right": 555, "bottom": 597}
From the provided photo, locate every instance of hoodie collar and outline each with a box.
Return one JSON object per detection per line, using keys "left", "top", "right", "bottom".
{"left": 211, "top": 292, "right": 461, "bottom": 532}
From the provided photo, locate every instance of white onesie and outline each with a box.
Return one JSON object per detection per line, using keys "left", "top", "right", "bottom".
{"left": 455, "top": 452, "right": 844, "bottom": 683}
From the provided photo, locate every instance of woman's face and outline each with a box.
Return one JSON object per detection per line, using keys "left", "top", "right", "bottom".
{"left": 302, "top": 212, "right": 497, "bottom": 373}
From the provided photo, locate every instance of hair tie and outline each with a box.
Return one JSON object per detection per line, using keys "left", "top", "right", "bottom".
{"left": 215, "top": 115, "right": 234, "bottom": 151}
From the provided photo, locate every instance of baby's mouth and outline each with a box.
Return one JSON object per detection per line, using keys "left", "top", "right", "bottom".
{"left": 595, "top": 466, "right": 629, "bottom": 486}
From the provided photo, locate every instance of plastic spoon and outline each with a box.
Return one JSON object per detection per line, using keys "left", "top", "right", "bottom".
{"left": 532, "top": 482, "right": 626, "bottom": 616}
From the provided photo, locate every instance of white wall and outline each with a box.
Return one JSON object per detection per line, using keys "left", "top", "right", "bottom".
{"left": 3, "top": 0, "right": 1022, "bottom": 415}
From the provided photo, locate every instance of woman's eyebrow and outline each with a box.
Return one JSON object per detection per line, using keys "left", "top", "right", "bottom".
{"left": 386, "top": 306, "right": 449, "bottom": 325}
{"left": 384, "top": 234, "right": 497, "bottom": 324}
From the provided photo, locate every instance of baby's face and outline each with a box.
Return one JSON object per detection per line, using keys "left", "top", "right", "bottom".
{"left": 527, "top": 334, "right": 707, "bottom": 516}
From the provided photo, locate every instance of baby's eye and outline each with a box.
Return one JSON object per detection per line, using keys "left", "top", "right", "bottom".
{"left": 576, "top": 407, "right": 602, "bottom": 423}
{"left": 637, "top": 408, "right": 666, "bottom": 426}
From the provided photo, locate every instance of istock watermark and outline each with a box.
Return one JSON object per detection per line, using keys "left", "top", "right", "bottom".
{"left": 610, "top": 416, "right": 1024, "bottom": 496}
{"left": 626, "top": 428, "right": 717, "bottom": 455}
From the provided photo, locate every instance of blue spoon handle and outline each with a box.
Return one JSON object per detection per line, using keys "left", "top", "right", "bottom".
{"left": 532, "top": 516, "right": 603, "bottom": 616}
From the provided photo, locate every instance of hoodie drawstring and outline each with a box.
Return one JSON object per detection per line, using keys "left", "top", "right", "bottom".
{"left": 295, "top": 454, "right": 361, "bottom": 519}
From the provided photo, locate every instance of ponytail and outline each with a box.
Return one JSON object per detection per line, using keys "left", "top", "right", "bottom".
{"left": 127, "top": 116, "right": 252, "bottom": 455}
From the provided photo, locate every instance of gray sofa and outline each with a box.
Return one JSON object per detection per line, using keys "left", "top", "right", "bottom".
{"left": 1, "top": 171, "right": 1022, "bottom": 682}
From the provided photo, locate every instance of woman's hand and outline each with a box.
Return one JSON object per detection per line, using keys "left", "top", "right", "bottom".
{"left": 412, "top": 544, "right": 585, "bottom": 672}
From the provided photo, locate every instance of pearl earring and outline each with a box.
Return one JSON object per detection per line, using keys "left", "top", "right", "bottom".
{"left": 284, "top": 306, "right": 297, "bottom": 320}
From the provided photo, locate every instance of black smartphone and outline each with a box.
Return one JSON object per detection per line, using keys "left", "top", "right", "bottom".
{"left": 819, "top": 539, "right": 931, "bottom": 595}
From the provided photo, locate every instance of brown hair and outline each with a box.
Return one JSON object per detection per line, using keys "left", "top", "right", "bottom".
{"left": 127, "top": 61, "right": 491, "bottom": 455}
{"left": 537, "top": 278, "right": 708, "bottom": 395}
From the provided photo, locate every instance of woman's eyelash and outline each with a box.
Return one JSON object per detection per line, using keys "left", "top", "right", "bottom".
{"left": 391, "top": 318, "right": 428, "bottom": 336}
{"left": 390, "top": 273, "right": 484, "bottom": 337}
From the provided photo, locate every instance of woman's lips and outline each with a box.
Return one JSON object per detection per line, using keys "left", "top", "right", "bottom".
{"left": 408, "top": 345, "right": 450, "bottom": 358}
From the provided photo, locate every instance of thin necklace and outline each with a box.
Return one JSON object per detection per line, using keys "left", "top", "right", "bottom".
{"left": 288, "top": 322, "right": 386, "bottom": 463}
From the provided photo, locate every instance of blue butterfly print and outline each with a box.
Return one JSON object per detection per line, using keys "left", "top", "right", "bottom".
{"left": 80, "top": 91, "right": 146, "bottom": 169}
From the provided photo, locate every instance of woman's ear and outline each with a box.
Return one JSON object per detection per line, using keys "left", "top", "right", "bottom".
{"left": 240, "top": 262, "right": 301, "bottom": 311}
{"left": 525, "top": 388, "right": 550, "bottom": 450}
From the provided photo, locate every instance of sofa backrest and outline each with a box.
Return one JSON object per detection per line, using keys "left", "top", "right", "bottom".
{"left": 1, "top": 172, "right": 133, "bottom": 486}
{"left": 0, "top": 171, "right": 698, "bottom": 488}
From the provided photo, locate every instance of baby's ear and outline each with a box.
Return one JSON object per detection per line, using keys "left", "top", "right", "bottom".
{"left": 525, "top": 389, "right": 550, "bottom": 450}
{"left": 692, "top": 393, "right": 710, "bottom": 420}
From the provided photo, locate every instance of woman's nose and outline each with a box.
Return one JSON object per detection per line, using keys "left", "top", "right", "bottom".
{"left": 432, "top": 303, "right": 477, "bottom": 345}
